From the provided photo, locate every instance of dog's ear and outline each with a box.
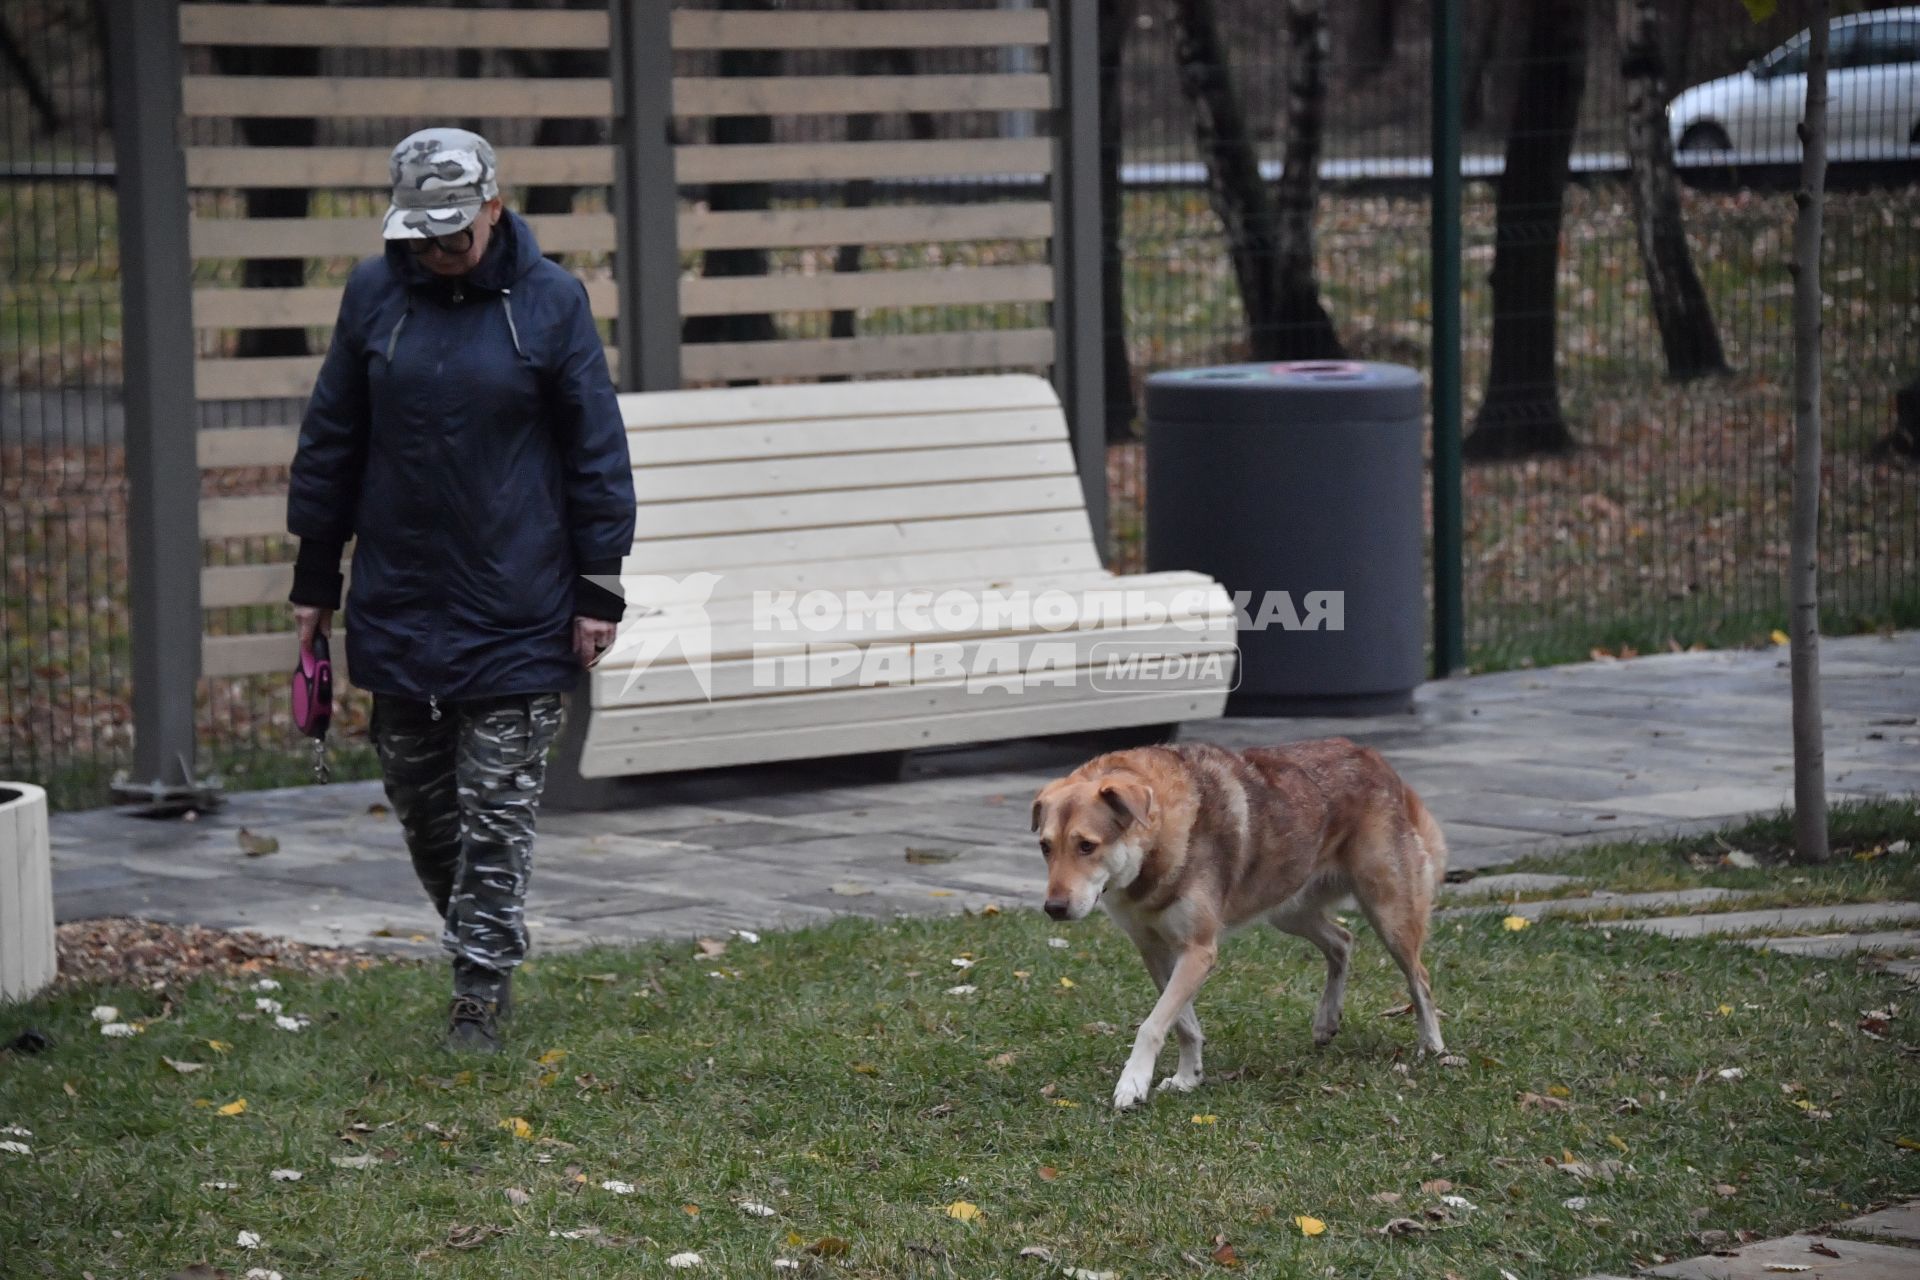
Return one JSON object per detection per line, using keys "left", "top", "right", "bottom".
{"left": 1098, "top": 778, "right": 1153, "bottom": 830}
{"left": 1030, "top": 794, "right": 1047, "bottom": 833}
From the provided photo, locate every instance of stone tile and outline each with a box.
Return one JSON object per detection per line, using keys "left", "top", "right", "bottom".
{"left": 1646, "top": 1233, "right": 1920, "bottom": 1279}
{"left": 1615, "top": 902, "right": 1920, "bottom": 940}
{"left": 1838, "top": 1202, "right": 1920, "bottom": 1244}
{"left": 1744, "top": 930, "right": 1920, "bottom": 958}
{"left": 1440, "top": 872, "right": 1581, "bottom": 898}
{"left": 1580, "top": 784, "right": 1795, "bottom": 821}
{"left": 1440, "top": 886, "right": 1759, "bottom": 921}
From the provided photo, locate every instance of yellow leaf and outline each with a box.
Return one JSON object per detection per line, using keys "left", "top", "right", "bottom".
{"left": 785, "top": 1232, "right": 807, "bottom": 1248}
{"left": 1718, "top": 1004, "right": 1735, "bottom": 1016}
{"left": 536, "top": 1072, "right": 559, "bottom": 1089}
{"left": 1059, "top": 977, "right": 1076, "bottom": 989}
{"left": 851, "top": 1062, "right": 879, "bottom": 1075}
{"left": 1052, "top": 1099, "right": 1079, "bottom": 1108}
{"left": 207, "top": 1040, "right": 232, "bottom": 1054}
{"left": 1547, "top": 1085, "right": 1571, "bottom": 1099}
{"left": 1770, "top": 629, "right": 1789, "bottom": 646}
{"left": 683, "top": 1204, "right": 701, "bottom": 1217}
{"left": 1607, "top": 1134, "right": 1629, "bottom": 1152}
{"left": 1896, "top": 1137, "right": 1920, "bottom": 1152}
{"left": 537, "top": 1048, "right": 568, "bottom": 1067}
{"left": 1294, "top": 1215, "right": 1327, "bottom": 1237}
{"left": 1191, "top": 1114, "right": 1219, "bottom": 1125}
{"left": 1796, "top": 1099, "right": 1816, "bottom": 1111}
{"left": 452, "top": 1071, "right": 474, "bottom": 1086}
{"left": 1502, "top": 915, "right": 1531, "bottom": 932}
{"left": 191, "top": 1098, "right": 212, "bottom": 1109}
{"left": 216, "top": 1098, "right": 248, "bottom": 1117}
{"left": 945, "top": 1201, "right": 983, "bottom": 1223}
{"left": 981, "top": 905, "right": 1001, "bottom": 916}
{"left": 1013, "top": 970, "right": 1031, "bottom": 979}
{"left": 498, "top": 1117, "right": 532, "bottom": 1140}
{"left": 928, "top": 890, "right": 955, "bottom": 898}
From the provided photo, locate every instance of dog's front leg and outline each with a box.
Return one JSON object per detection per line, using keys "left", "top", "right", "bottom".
{"left": 1114, "top": 939, "right": 1217, "bottom": 1110}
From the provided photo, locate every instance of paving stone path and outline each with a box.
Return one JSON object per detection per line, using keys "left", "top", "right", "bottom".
{"left": 1576, "top": 1199, "right": 1920, "bottom": 1279}
{"left": 42, "top": 631, "right": 1920, "bottom": 955}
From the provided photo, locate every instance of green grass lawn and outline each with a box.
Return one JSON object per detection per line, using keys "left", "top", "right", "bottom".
{"left": 4, "top": 854, "right": 1917, "bottom": 1277}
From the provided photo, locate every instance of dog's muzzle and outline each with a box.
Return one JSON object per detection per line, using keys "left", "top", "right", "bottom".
{"left": 1043, "top": 897, "right": 1072, "bottom": 921}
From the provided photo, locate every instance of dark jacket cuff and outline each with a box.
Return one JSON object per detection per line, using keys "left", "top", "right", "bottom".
{"left": 289, "top": 539, "right": 345, "bottom": 609}
{"left": 574, "top": 556, "right": 625, "bottom": 622}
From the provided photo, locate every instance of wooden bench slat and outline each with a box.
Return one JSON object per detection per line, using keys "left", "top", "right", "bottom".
{"left": 629, "top": 510, "right": 1095, "bottom": 574}
{"left": 681, "top": 264, "right": 1050, "bottom": 317}
{"left": 201, "top": 494, "right": 286, "bottom": 540}
{"left": 675, "top": 73, "right": 1050, "bottom": 118}
{"left": 184, "top": 75, "right": 613, "bottom": 119}
{"left": 679, "top": 330, "right": 1054, "bottom": 383}
{"left": 675, "top": 137, "right": 1051, "bottom": 186}
{"left": 630, "top": 475, "right": 1084, "bottom": 541}
{"left": 621, "top": 374, "right": 1060, "bottom": 429}
{"left": 191, "top": 212, "right": 616, "bottom": 260}
{"left": 588, "top": 637, "right": 1239, "bottom": 736}
{"left": 197, "top": 345, "right": 620, "bottom": 400}
{"left": 671, "top": 9, "right": 1049, "bottom": 50}
{"left": 627, "top": 407, "right": 1061, "bottom": 465}
{"left": 194, "top": 280, "right": 618, "bottom": 330}
{"left": 579, "top": 689, "right": 1226, "bottom": 778}
{"left": 634, "top": 441, "right": 1075, "bottom": 505}
{"left": 680, "top": 202, "right": 1052, "bottom": 251}
{"left": 180, "top": 3, "right": 609, "bottom": 49}
{"left": 198, "top": 426, "right": 300, "bottom": 470}
{"left": 186, "top": 146, "right": 614, "bottom": 190}
{"left": 202, "top": 632, "right": 351, "bottom": 680}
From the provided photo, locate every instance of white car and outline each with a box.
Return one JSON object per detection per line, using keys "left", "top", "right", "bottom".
{"left": 1667, "top": 6, "right": 1920, "bottom": 161}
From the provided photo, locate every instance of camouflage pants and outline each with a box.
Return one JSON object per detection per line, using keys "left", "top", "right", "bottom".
{"left": 370, "top": 692, "right": 566, "bottom": 998}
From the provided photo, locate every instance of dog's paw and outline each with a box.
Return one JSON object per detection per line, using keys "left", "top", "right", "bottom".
{"left": 1156, "top": 1071, "right": 1202, "bottom": 1094}
{"left": 1312, "top": 1016, "right": 1341, "bottom": 1047}
{"left": 1112, "top": 1067, "right": 1154, "bottom": 1110}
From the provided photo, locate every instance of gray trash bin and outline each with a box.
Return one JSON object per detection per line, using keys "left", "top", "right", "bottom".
{"left": 1144, "top": 360, "right": 1425, "bottom": 717}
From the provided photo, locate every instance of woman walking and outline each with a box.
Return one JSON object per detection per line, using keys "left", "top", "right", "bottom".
{"left": 286, "top": 128, "right": 635, "bottom": 1052}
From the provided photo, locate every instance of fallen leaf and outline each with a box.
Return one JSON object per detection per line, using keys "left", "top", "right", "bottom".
{"left": 216, "top": 1099, "right": 248, "bottom": 1117}
{"left": 850, "top": 1061, "right": 879, "bottom": 1075}
{"left": 1607, "top": 1134, "right": 1630, "bottom": 1152}
{"left": 601, "top": 1180, "right": 635, "bottom": 1195}
{"left": 1294, "top": 1215, "right": 1327, "bottom": 1237}
{"left": 682, "top": 1203, "right": 700, "bottom": 1216}
{"left": 1723, "top": 850, "right": 1760, "bottom": 869}
{"left": 1017, "top": 1245, "right": 1055, "bottom": 1262}
{"left": 1896, "top": 1137, "right": 1920, "bottom": 1152}
{"left": 445, "top": 1224, "right": 508, "bottom": 1249}
{"left": 236, "top": 829, "right": 280, "bottom": 857}
{"left": 807, "top": 1236, "right": 850, "bottom": 1258}
{"left": 1718, "top": 1004, "right": 1735, "bottom": 1016}
{"left": 1378, "top": 1217, "right": 1428, "bottom": 1237}
{"left": 1369, "top": 1192, "right": 1403, "bottom": 1205}
{"left": 207, "top": 1040, "right": 232, "bottom": 1054}
{"left": 695, "top": 938, "right": 727, "bottom": 958}
{"left": 989, "top": 1052, "right": 1018, "bottom": 1068}
{"left": 330, "top": 1154, "right": 380, "bottom": 1169}
{"left": 829, "top": 881, "right": 874, "bottom": 896}
{"left": 1717, "top": 1068, "right": 1745, "bottom": 1082}
{"left": 1211, "top": 1237, "right": 1242, "bottom": 1267}
{"left": 946, "top": 1201, "right": 984, "bottom": 1223}
{"left": 1059, "top": 977, "right": 1076, "bottom": 989}
{"left": 1191, "top": 1114, "right": 1218, "bottom": 1125}
{"left": 951, "top": 957, "right": 975, "bottom": 969}
{"left": 1440, "top": 1195, "right": 1478, "bottom": 1213}
{"left": 1519, "top": 1092, "right": 1570, "bottom": 1112}
{"left": 738, "top": 1201, "right": 777, "bottom": 1217}
{"left": 1052, "top": 1098, "right": 1079, "bottom": 1108}
{"left": 537, "top": 1048, "right": 568, "bottom": 1067}
{"left": 1037, "top": 1165, "right": 1059, "bottom": 1182}
{"left": 498, "top": 1117, "right": 532, "bottom": 1140}
{"left": 1770, "top": 629, "right": 1790, "bottom": 646}
{"left": 1809, "top": 1242, "right": 1842, "bottom": 1258}
{"left": 162, "top": 1056, "right": 205, "bottom": 1074}
{"left": 1502, "top": 916, "right": 1531, "bottom": 932}
{"left": 1546, "top": 1085, "right": 1571, "bottom": 1099}
{"left": 236, "top": 1231, "right": 261, "bottom": 1250}
{"left": 1421, "top": 1179, "right": 1453, "bottom": 1194}
{"left": 905, "top": 847, "right": 960, "bottom": 864}
{"left": 1714, "top": 1183, "right": 1740, "bottom": 1197}
{"left": 666, "top": 1254, "right": 703, "bottom": 1269}
{"left": 503, "top": 1186, "right": 531, "bottom": 1205}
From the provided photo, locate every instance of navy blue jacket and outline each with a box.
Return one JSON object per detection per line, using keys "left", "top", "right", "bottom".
{"left": 286, "top": 211, "right": 636, "bottom": 702}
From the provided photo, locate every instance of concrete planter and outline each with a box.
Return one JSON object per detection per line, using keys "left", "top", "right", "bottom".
{"left": 0, "top": 783, "right": 55, "bottom": 1002}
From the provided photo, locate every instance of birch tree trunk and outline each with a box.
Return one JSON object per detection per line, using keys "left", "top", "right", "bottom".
{"left": 1620, "top": 0, "right": 1728, "bottom": 380}
{"left": 1789, "top": 1, "right": 1830, "bottom": 863}
{"left": 1272, "top": 0, "right": 1345, "bottom": 359}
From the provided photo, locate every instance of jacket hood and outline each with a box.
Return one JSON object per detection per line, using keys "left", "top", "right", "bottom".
{"left": 385, "top": 208, "right": 544, "bottom": 294}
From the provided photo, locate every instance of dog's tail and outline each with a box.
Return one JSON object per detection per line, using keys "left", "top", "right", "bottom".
{"left": 1404, "top": 786, "right": 1449, "bottom": 899}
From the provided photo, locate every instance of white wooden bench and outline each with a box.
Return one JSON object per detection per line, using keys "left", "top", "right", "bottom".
{"left": 548, "top": 374, "right": 1235, "bottom": 794}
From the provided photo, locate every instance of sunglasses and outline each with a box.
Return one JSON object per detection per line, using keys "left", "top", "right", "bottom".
{"left": 403, "top": 226, "right": 476, "bottom": 256}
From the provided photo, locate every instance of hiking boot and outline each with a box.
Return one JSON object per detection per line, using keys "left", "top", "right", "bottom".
{"left": 443, "top": 993, "right": 504, "bottom": 1055}
{"left": 453, "top": 962, "right": 512, "bottom": 1020}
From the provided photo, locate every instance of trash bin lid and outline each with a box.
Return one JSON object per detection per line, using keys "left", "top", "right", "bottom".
{"left": 1144, "top": 361, "right": 1424, "bottom": 427}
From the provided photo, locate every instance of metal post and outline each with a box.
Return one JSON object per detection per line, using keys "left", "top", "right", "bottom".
{"left": 612, "top": 0, "right": 681, "bottom": 392}
{"left": 107, "top": 0, "right": 206, "bottom": 797}
{"left": 1429, "top": 0, "right": 1466, "bottom": 677}
{"left": 1050, "top": 0, "right": 1108, "bottom": 559}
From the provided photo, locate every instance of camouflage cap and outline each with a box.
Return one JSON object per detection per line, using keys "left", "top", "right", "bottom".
{"left": 382, "top": 127, "right": 500, "bottom": 241}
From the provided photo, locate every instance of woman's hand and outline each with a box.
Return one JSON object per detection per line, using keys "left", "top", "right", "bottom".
{"left": 294, "top": 605, "right": 333, "bottom": 655}
{"left": 574, "top": 616, "right": 616, "bottom": 668}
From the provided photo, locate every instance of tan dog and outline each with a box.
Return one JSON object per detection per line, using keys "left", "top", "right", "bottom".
{"left": 1031, "top": 738, "right": 1448, "bottom": 1109}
